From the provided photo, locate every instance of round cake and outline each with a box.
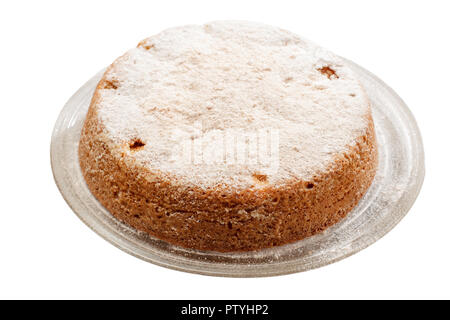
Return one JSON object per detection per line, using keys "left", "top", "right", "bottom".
{"left": 79, "top": 21, "right": 378, "bottom": 252}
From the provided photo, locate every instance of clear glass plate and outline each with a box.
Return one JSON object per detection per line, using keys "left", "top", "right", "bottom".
{"left": 51, "top": 60, "right": 425, "bottom": 277}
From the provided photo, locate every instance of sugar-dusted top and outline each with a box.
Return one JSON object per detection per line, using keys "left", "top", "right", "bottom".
{"left": 94, "top": 21, "right": 371, "bottom": 189}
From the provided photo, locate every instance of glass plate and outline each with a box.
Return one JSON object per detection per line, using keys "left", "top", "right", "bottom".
{"left": 51, "top": 60, "right": 425, "bottom": 277}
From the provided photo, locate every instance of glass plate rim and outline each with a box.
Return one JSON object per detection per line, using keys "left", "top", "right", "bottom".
{"left": 51, "top": 59, "right": 425, "bottom": 277}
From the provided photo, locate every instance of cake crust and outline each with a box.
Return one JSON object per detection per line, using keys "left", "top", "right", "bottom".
{"left": 79, "top": 21, "right": 378, "bottom": 252}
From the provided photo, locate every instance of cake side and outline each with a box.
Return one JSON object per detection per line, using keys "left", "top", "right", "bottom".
{"left": 79, "top": 91, "right": 377, "bottom": 251}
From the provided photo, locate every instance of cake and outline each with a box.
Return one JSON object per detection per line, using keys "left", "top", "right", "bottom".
{"left": 79, "top": 21, "right": 378, "bottom": 252}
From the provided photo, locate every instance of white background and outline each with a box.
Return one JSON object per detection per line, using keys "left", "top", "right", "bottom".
{"left": 0, "top": 0, "right": 448, "bottom": 299}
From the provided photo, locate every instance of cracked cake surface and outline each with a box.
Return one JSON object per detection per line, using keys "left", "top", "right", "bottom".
{"left": 79, "top": 21, "right": 378, "bottom": 252}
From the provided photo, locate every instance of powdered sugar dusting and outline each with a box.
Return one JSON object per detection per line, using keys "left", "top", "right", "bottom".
{"left": 95, "top": 21, "right": 371, "bottom": 189}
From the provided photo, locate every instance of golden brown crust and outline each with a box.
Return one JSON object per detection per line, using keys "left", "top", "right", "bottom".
{"left": 79, "top": 80, "right": 378, "bottom": 252}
